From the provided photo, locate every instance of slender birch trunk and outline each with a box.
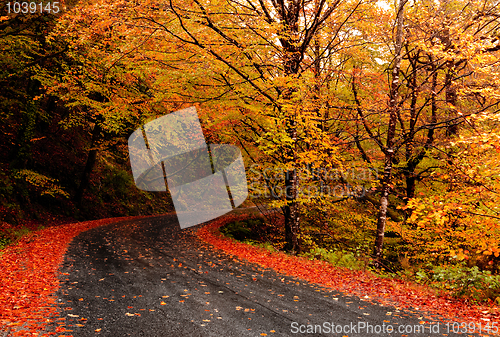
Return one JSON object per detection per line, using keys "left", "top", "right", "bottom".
{"left": 373, "top": 0, "right": 406, "bottom": 265}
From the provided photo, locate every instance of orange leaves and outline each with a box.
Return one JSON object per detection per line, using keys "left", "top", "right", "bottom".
{"left": 197, "top": 215, "right": 499, "bottom": 325}
{"left": 0, "top": 215, "right": 145, "bottom": 335}
{"left": 405, "top": 193, "right": 500, "bottom": 264}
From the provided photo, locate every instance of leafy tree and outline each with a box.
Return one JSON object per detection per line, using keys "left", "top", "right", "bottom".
{"left": 336, "top": 0, "right": 500, "bottom": 264}
{"left": 71, "top": 0, "right": 370, "bottom": 253}
{"left": 35, "top": 2, "right": 177, "bottom": 205}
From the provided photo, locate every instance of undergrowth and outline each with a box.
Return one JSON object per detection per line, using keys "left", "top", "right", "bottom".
{"left": 220, "top": 216, "right": 500, "bottom": 304}
{"left": 0, "top": 226, "right": 42, "bottom": 251}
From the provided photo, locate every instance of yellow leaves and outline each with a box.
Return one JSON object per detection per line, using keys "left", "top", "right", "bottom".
{"left": 405, "top": 192, "right": 500, "bottom": 263}
{"left": 13, "top": 170, "right": 70, "bottom": 198}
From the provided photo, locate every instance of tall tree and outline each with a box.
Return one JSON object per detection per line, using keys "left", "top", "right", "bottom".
{"left": 130, "top": 0, "right": 365, "bottom": 252}
{"left": 372, "top": 0, "right": 407, "bottom": 264}
{"left": 346, "top": 0, "right": 500, "bottom": 263}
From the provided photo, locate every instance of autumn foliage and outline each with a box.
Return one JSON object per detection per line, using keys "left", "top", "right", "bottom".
{"left": 1, "top": 0, "right": 500, "bottom": 328}
{"left": 0, "top": 216, "right": 143, "bottom": 336}
{"left": 198, "top": 215, "right": 500, "bottom": 326}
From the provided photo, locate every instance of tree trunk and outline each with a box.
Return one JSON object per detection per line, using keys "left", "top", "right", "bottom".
{"left": 282, "top": 74, "right": 300, "bottom": 253}
{"left": 281, "top": 4, "right": 301, "bottom": 254}
{"left": 373, "top": 0, "right": 406, "bottom": 266}
{"left": 405, "top": 56, "right": 438, "bottom": 200}
{"left": 284, "top": 168, "right": 300, "bottom": 253}
{"left": 74, "top": 123, "right": 101, "bottom": 206}
{"left": 445, "top": 67, "right": 459, "bottom": 136}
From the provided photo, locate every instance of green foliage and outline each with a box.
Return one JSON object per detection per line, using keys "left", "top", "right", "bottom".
{"left": 303, "top": 247, "right": 366, "bottom": 270}
{"left": 219, "top": 219, "right": 263, "bottom": 241}
{"left": 14, "top": 169, "right": 70, "bottom": 198}
{"left": 0, "top": 226, "right": 36, "bottom": 251}
{"left": 251, "top": 241, "right": 277, "bottom": 252}
{"left": 416, "top": 263, "right": 500, "bottom": 302}
{"left": 298, "top": 199, "right": 376, "bottom": 259}
{"left": 240, "top": 239, "right": 278, "bottom": 253}
{"left": 219, "top": 219, "right": 277, "bottom": 252}
{"left": 0, "top": 234, "right": 11, "bottom": 251}
{"left": 0, "top": 170, "right": 18, "bottom": 219}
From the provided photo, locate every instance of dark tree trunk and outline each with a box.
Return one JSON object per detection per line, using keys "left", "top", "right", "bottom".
{"left": 405, "top": 56, "right": 438, "bottom": 200}
{"left": 373, "top": 0, "right": 406, "bottom": 266}
{"left": 74, "top": 123, "right": 101, "bottom": 206}
{"left": 445, "top": 67, "right": 459, "bottom": 136}
{"left": 280, "top": 3, "right": 301, "bottom": 254}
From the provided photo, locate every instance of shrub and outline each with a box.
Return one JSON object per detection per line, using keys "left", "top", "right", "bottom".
{"left": 0, "top": 234, "right": 10, "bottom": 250}
{"left": 303, "top": 247, "right": 365, "bottom": 270}
{"left": 219, "top": 219, "right": 263, "bottom": 241}
{"left": 416, "top": 263, "right": 500, "bottom": 302}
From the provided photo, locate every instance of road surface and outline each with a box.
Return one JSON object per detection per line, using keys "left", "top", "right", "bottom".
{"left": 51, "top": 213, "right": 481, "bottom": 336}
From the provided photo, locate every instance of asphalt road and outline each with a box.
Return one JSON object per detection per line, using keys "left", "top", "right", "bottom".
{"left": 51, "top": 213, "right": 482, "bottom": 337}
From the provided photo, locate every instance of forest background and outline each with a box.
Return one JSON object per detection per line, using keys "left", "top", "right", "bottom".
{"left": 1, "top": 0, "right": 500, "bottom": 303}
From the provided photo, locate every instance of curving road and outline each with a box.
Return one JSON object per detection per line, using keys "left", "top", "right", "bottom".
{"left": 52, "top": 213, "right": 481, "bottom": 337}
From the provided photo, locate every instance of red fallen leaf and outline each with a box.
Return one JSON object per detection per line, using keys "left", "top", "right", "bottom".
{"left": 197, "top": 215, "right": 500, "bottom": 326}
{"left": 0, "top": 215, "right": 148, "bottom": 335}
